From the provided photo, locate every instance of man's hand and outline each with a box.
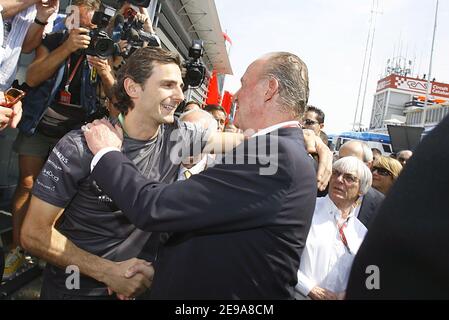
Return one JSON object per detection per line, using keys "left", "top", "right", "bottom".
{"left": 83, "top": 118, "right": 123, "bottom": 155}
{"left": 303, "top": 129, "right": 332, "bottom": 191}
{"left": 136, "top": 6, "right": 154, "bottom": 34}
{"left": 114, "top": 260, "right": 155, "bottom": 300}
{"left": 308, "top": 286, "right": 339, "bottom": 300}
{"left": 36, "top": 0, "right": 59, "bottom": 23}
{"left": 102, "top": 258, "right": 154, "bottom": 300}
{"left": 10, "top": 101, "right": 23, "bottom": 128}
{"left": 63, "top": 27, "right": 91, "bottom": 53}
{"left": 0, "top": 101, "right": 22, "bottom": 131}
{"left": 0, "top": 106, "right": 13, "bottom": 131}
{"left": 86, "top": 55, "right": 113, "bottom": 78}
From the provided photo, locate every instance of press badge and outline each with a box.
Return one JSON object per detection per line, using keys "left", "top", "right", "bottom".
{"left": 59, "top": 87, "right": 71, "bottom": 104}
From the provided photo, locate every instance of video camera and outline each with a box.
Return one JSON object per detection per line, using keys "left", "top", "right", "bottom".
{"left": 86, "top": 0, "right": 155, "bottom": 58}
{"left": 183, "top": 40, "right": 206, "bottom": 88}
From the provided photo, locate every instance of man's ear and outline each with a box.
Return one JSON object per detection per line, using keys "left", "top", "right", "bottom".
{"left": 124, "top": 78, "right": 141, "bottom": 98}
{"left": 264, "top": 77, "right": 279, "bottom": 102}
{"left": 320, "top": 123, "right": 324, "bottom": 130}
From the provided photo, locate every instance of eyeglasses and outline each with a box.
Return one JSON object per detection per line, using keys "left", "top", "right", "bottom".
{"left": 372, "top": 166, "right": 392, "bottom": 177}
{"left": 332, "top": 169, "right": 359, "bottom": 184}
{"left": 0, "top": 88, "right": 26, "bottom": 108}
{"left": 303, "top": 119, "right": 319, "bottom": 126}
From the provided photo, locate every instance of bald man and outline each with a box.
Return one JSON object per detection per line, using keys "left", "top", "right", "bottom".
{"left": 339, "top": 140, "right": 374, "bottom": 168}
{"left": 339, "top": 140, "right": 384, "bottom": 228}
{"left": 396, "top": 150, "right": 413, "bottom": 167}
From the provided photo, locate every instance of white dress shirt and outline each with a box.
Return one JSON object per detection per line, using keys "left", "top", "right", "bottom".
{"left": 296, "top": 195, "right": 368, "bottom": 296}
{"left": 177, "top": 155, "right": 209, "bottom": 181}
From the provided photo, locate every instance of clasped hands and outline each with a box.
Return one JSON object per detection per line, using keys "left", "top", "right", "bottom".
{"left": 103, "top": 258, "right": 155, "bottom": 300}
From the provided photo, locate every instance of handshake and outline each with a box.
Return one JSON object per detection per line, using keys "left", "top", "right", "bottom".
{"left": 102, "top": 257, "right": 155, "bottom": 300}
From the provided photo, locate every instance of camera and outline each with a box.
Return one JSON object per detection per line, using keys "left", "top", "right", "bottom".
{"left": 183, "top": 40, "right": 206, "bottom": 88}
{"left": 85, "top": 4, "right": 118, "bottom": 58}
{"left": 86, "top": 0, "right": 153, "bottom": 58}
{"left": 116, "top": 7, "right": 161, "bottom": 58}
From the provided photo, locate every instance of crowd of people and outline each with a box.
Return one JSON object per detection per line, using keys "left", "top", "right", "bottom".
{"left": 1, "top": 0, "right": 448, "bottom": 300}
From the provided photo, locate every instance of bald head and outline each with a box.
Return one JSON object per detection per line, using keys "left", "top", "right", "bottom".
{"left": 339, "top": 140, "right": 373, "bottom": 167}
{"left": 397, "top": 150, "right": 413, "bottom": 166}
{"left": 179, "top": 109, "right": 217, "bottom": 131}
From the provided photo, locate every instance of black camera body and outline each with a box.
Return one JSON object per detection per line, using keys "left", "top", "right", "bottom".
{"left": 85, "top": 4, "right": 117, "bottom": 58}
{"left": 118, "top": 9, "right": 161, "bottom": 58}
{"left": 183, "top": 40, "right": 206, "bottom": 88}
{"left": 86, "top": 0, "right": 152, "bottom": 58}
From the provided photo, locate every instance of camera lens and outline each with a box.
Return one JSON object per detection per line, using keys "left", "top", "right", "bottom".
{"left": 95, "top": 38, "right": 115, "bottom": 58}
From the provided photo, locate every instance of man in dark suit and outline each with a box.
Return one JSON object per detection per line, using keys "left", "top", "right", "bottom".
{"left": 339, "top": 140, "right": 384, "bottom": 228}
{"left": 83, "top": 52, "right": 319, "bottom": 299}
{"left": 346, "top": 114, "right": 449, "bottom": 299}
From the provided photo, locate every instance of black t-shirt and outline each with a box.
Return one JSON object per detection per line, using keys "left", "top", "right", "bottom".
{"left": 32, "top": 117, "right": 212, "bottom": 295}
{"left": 37, "top": 31, "right": 94, "bottom": 139}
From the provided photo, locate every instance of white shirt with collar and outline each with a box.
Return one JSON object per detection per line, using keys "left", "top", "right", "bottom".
{"left": 296, "top": 195, "right": 368, "bottom": 296}
{"left": 177, "top": 155, "right": 209, "bottom": 181}
{"left": 251, "top": 121, "right": 300, "bottom": 137}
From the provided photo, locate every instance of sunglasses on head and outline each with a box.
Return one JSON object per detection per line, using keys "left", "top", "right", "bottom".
{"left": 372, "top": 166, "right": 392, "bottom": 177}
{"left": 1, "top": 88, "right": 26, "bottom": 108}
{"left": 303, "top": 119, "right": 319, "bottom": 126}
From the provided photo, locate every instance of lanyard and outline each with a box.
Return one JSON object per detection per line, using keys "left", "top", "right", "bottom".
{"left": 64, "top": 55, "right": 84, "bottom": 92}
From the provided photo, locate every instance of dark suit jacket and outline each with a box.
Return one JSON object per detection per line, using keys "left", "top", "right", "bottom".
{"left": 346, "top": 115, "right": 449, "bottom": 299}
{"left": 92, "top": 128, "right": 317, "bottom": 299}
{"left": 358, "top": 187, "right": 384, "bottom": 228}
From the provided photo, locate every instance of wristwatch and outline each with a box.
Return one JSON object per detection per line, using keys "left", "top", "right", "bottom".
{"left": 34, "top": 17, "right": 48, "bottom": 26}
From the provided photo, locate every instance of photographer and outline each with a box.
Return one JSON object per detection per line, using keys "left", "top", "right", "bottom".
{"left": 0, "top": 0, "right": 59, "bottom": 91}
{"left": 4, "top": 0, "right": 115, "bottom": 280}
{"left": 109, "top": 2, "right": 158, "bottom": 74}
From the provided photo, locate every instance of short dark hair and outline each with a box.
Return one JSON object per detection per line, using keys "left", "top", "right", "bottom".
{"left": 306, "top": 105, "right": 325, "bottom": 124}
{"left": 204, "top": 104, "right": 226, "bottom": 115}
{"left": 113, "top": 47, "right": 182, "bottom": 115}
{"left": 185, "top": 100, "right": 201, "bottom": 108}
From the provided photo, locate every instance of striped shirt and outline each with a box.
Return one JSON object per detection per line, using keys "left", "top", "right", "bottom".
{"left": 0, "top": 5, "right": 36, "bottom": 90}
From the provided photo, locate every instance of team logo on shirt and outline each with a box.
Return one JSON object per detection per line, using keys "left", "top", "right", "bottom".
{"left": 43, "top": 169, "right": 60, "bottom": 183}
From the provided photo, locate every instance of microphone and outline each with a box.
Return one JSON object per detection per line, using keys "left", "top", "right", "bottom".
{"left": 112, "top": 14, "right": 125, "bottom": 42}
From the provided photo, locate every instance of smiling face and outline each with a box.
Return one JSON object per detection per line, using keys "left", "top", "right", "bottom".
{"left": 132, "top": 62, "right": 185, "bottom": 125}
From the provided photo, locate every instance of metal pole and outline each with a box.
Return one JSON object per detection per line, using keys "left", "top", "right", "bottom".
{"left": 420, "top": 0, "right": 439, "bottom": 127}
{"left": 352, "top": 0, "right": 375, "bottom": 131}
{"left": 358, "top": 0, "right": 380, "bottom": 131}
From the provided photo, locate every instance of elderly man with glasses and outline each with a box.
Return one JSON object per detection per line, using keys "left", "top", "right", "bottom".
{"left": 296, "top": 156, "right": 372, "bottom": 300}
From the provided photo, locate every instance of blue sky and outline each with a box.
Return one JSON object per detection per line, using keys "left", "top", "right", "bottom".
{"left": 215, "top": 0, "right": 449, "bottom": 133}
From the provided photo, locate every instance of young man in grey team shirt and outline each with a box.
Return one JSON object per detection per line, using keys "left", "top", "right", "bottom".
{"left": 20, "top": 47, "right": 222, "bottom": 299}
